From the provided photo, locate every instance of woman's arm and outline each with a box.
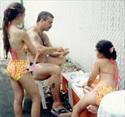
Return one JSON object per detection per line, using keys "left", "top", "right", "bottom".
{"left": 87, "top": 60, "right": 100, "bottom": 86}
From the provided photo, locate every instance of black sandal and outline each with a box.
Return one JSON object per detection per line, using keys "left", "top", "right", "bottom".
{"left": 51, "top": 107, "right": 71, "bottom": 117}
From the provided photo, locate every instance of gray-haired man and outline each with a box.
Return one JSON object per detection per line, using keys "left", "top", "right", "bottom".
{"left": 27, "top": 11, "right": 70, "bottom": 116}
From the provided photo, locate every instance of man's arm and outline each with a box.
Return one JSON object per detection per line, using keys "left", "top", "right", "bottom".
{"left": 22, "top": 31, "right": 57, "bottom": 56}
{"left": 43, "top": 33, "right": 69, "bottom": 57}
{"left": 21, "top": 31, "right": 37, "bottom": 55}
{"left": 42, "top": 33, "right": 52, "bottom": 47}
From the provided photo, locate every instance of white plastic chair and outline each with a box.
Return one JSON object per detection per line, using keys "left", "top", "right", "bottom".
{"left": 35, "top": 80, "right": 47, "bottom": 109}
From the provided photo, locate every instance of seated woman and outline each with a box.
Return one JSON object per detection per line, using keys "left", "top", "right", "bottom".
{"left": 72, "top": 40, "right": 119, "bottom": 117}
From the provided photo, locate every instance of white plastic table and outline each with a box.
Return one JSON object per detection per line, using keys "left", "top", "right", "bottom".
{"left": 62, "top": 70, "right": 89, "bottom": 107}
{"left": 97, "top": 90, "right": 125, "bottom": 117}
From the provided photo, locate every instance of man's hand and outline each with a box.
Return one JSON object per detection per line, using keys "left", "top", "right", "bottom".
{"left": 49, "top": 51, "right": 62, "bottom": 57}
{"left": 50, "top": 47, "right": 69, "bottom": 57}
{"left": 56, "top": 47, "right": 65, "bottom": 52}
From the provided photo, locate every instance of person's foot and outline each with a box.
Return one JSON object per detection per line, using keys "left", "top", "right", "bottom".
{"left": 51, "top": 107, "right": 71, "bottom": 117}
{"left": 52, "top": 102, "right": 64, "bottom": 109}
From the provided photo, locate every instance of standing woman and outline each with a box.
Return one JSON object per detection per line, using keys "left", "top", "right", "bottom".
{"left": 2, "top": 2, "right": 41, "bottom": 117}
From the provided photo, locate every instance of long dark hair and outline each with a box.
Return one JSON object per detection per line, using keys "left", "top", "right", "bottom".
{"left": 96, "top": 40, "right": 117, "bottom": 60}
{"left": 2, "top": 2, "right": 25, "bottom": 58}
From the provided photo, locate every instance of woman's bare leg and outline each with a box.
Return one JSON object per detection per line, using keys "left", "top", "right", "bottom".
{"left": 19, "top": 73, "right": 40, "bottom": 117}
{"left": 72, "top": 90, "right": 97, "bottom": 117}
{"left": 11, "top": 80, "right": 24, "bottom": 117}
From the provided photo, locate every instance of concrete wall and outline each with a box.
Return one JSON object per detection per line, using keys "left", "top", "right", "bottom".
{"left": 24, "top": 0, "right": 125, "bottom": 88}
{"left": 0, "top": 0, "right": 125, "bottom": 88}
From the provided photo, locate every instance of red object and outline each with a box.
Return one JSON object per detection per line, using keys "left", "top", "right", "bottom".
{"left": 62, "top": 75, "right": 97, "bottom": 117}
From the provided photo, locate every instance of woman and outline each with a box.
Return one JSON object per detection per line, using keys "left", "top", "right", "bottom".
{"left": 2, "top": 2, "right": 42, "bottom": 117}
{"left": 72, "top": 40, "right": 119, "bottom": 117}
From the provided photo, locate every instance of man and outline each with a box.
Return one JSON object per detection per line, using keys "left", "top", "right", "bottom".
{"left": 27, "top": 11, "right": 70, "bottom": 116}
{"left": 27, "top": 11, "right": 69, "bottom": 65}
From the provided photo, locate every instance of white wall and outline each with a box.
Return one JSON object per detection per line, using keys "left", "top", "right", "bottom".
{"left": 24, "top": 0, "right": 98, "bottom": 71}
{"left": 24, "top": 0, "right": 125, "bottom": 88}
{"left": 0, "top": 0, "right": 125, "bottom": 88}
{"left": 0, "top": 0, "right": 20, "bottom": 28}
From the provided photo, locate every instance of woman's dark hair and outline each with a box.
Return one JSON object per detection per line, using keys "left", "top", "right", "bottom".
{"left": 2, "top": 2, "right": 25, "bottom": 58}
{"left": 96, "top": 40, "right": 117, "bottom": 60}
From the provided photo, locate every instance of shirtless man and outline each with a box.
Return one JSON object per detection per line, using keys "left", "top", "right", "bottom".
{"left": 27, "top": 11, "right": 69, "bottom": 66}
{"left": 27, "top": 11, "right": 70, "bottom": 116}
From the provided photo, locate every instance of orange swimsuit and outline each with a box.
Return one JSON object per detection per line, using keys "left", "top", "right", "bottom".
{"left": 7, "top": 49, "right": 40, "bottom": 80}
{"left": 93, "top": 60, "right": 119, "bottom": 105}
{"left": 7, "top": 50, "right": 29, "bottom": 80}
